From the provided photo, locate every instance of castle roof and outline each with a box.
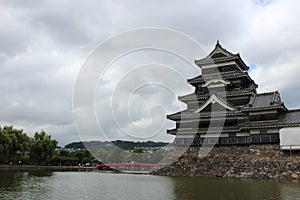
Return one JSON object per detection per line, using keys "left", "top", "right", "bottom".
{"left": 241, "top": 110, "right": 300, "bottom": 130}
{"left": 194, "top": 41, "right": 249, "bottom": 70}
{"left": 188, "top": 70, "right": 249, "bottom": 84}
{"left": 242, "top": 91, "right": 287, "bottom": 111}
{"left": 279, "top": 110, "right": 300, "bottom": 124}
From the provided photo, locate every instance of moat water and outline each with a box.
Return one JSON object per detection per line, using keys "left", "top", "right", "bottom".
{"left": 0, "top": 170, "right": 299, "bottom": 199}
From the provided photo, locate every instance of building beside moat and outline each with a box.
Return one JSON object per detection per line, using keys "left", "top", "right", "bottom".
{"left": 168, "top": 41, "right": 300, "bottom": 146}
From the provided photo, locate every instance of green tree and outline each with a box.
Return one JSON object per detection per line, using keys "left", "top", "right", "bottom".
{"left": 0, "top": 130, "right": 11, "bottom": 163}
{"left": 132, "top": 147, "right": 144, "bottom": 153}
{"left": 51, "top": 150, "right": 79, "bottom": 166}
{"left": 30, "top": 131, "right": 58, "bottom": 165}
{"left": 0, "top": 126, "right": 31, "bottom": 163}
{"left": 76, "top": 150, "right": 94, "bottom": 164}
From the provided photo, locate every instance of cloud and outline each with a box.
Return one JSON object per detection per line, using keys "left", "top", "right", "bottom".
{"left": 253, "top": 0, "right": 276, "bottom": 6}
{"left": 0, "top": 0, "right": 299, "bottom": 145}
{"left": 93, "top": 52, "right": 193, "bottom": 142}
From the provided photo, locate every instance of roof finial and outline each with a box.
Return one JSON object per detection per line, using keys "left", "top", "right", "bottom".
{"left": 216, "top": 39, "right": 221, "bottom": 47}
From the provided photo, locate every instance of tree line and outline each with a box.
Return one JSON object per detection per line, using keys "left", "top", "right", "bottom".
{"left": 0, "top": 125, "right": 97, "bottom": 166}
{"left": 65, "top": 140, "right": 168, "bottom": 151}
{"left": 0, "top": 126, "right": 57, "bottom": 165}
{"left": 0, "top": 125, "right": 167, "bottom": 166}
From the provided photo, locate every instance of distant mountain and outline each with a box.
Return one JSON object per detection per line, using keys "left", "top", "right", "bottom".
{"left": 64, "top": 141, "right": 86, "bottom": 149}
{"left": 112, "top": 140, "right": 168, "bottom": 150}
{"left": 64, "top": 140, "right": 168, "bottom": 150}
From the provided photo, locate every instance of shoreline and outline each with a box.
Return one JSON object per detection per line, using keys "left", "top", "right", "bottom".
{"left": 0, "top": 164, "right": 95, "bottom": 171}
{"left": 2, "top": 163, "right": 300, "bottom": 180}
{"left": 0, "top": 165, "right": 150, "bottom": 174}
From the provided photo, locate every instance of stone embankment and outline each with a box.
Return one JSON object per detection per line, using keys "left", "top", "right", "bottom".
{"left": 151, "top": 144, "right": 300, "bottom": 180}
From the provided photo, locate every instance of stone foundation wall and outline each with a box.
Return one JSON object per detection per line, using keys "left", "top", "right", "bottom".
{"left": 151, "top": 144, "right": 300, "bottom": 179}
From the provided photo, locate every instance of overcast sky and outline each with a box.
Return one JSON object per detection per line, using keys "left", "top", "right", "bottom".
{"left": 1, "top": 0, "right": 300, "bottom": 146}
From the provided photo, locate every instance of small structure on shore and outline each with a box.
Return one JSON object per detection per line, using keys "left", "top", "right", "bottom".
{"left": 168, "top": 41, "right": 300, "bottom": 146}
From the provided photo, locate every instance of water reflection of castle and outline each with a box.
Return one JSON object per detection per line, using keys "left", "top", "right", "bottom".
{"left": 168, "top": 41, "right": 300, "bottom": 146}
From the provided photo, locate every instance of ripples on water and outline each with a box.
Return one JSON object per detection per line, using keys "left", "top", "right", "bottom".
{"left": 0, "top": 170, "right": 299, "bottom": 200}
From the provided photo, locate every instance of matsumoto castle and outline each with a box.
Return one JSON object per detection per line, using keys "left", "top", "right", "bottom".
{"left": 168, "top": 41, "right": 300, "bottom": 146}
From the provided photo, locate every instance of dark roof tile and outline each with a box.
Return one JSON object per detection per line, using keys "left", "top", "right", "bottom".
{"left": 243, "top": 92, "right": 284, "bottom": 110}
{"left": 279, "top": 110, "right": 300, "bottom": 124}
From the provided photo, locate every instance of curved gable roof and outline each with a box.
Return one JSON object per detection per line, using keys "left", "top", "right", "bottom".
{"left": 194, "top": 94, "right": 236, "bottom": 113}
